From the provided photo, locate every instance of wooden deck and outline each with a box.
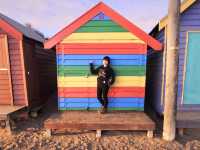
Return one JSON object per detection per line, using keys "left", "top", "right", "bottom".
{"left": 0, "top": 105, "right": 25, "bottom": 119}
{"left": 176, "top": 111, "right": 200, "bottom": 136}
{"left": 177, "top": 111, "right": 200, "bottom": 128}
{"left": 0, "top": 105, "right": 25, "bottom": 132}
{"left": 44, "top": 111, "right": 155, "bottom": 137}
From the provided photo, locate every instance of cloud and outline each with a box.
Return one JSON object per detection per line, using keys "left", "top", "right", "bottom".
{"left": 0, "top": 0, "right": 168, "bottom": 37}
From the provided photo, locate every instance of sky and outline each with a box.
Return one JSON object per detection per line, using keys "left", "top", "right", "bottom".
{"left": 0, "top": 0, "right": 169, "bottom": 38}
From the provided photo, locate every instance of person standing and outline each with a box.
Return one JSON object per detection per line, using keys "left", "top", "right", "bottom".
{"left": 89, "top": 56, "right": 115, "bottom": 114}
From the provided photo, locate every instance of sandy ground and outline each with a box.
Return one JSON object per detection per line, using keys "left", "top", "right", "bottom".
{"left": 0, "top": 96, "right": 200, "bottom": 150}
{"left": 0, "top": 109, "right": 200, "bottom": 150}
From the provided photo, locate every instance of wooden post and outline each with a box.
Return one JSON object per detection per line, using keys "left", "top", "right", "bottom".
{"left": 178, "top": 128, "right": 184, "bottom": 136}
{"left": 96, "top": 129, "right": 102, "bottom": 138}
{"left": 147, "top": 130, "right": 154, "bottom": 138}
{"left": 45, "top": 129, "right": 52, "bottom": 137}
{"left": 163, "top": 0, "right": 180, "bottom": 141}
{"left": 5, "top": 115, "right": 12, "bottom": 135}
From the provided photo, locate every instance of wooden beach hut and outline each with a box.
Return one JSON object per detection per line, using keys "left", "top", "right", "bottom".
{"left": 44, "top": 2, "right": 162, "bottom": 137}
{"left": 45, "top": 2, "right": 162, "bottom": 111}
{"left": 147, "top": 0, "right": 200, "bottom": 132}
{"left": 0, "top": 13, "right": 56, "bottom": 120}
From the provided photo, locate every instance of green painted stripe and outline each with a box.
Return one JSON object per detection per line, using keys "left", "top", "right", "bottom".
{"left": 82, "top": 20, "right": 123, "bottom": 27}
{"left": 76, "top": 26, "right": 127, "bottom": 32}
{"left": 58, "top": 66, "right": 146, "bottom": 76}
{"left": 59, "top": 107, "right": 144, "bottom": 111}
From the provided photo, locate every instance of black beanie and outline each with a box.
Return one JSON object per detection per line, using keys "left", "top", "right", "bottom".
{"left": 103, "top": 56, "right": 110, "bottom": 64}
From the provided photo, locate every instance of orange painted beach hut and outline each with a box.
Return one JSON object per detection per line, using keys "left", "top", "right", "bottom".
{"left": 0, "top": 12, "right": 56, "bottom": 115}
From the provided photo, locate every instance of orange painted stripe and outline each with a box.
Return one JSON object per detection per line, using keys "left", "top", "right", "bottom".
{"left": 58, "top": 87, "right": 145, "bottom": 98}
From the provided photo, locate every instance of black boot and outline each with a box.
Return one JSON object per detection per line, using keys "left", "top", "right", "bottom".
{"left": 103, "top": 106, "right": 107, "bottom": 113}
{"left": 100, "top": 106, "right": 107, "bottom": 114}
{"left": 98, "top": 106, "right": 104, "bottom": 114}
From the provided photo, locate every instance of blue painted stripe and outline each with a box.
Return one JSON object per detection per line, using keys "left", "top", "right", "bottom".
{"left": 57, "top": 59, "right": 146, "bottom": 66}
{"left": 58, "top": 97, "right": 144, "bottom": 103}
{"left": 58, "top": 102, "right": 144, "bottom": 108}
{"left": 57, "top": 55, "right": 146, "bottom": 66}
{"left": 58, "top": 97, "right": 144, "bottom": 109}
{"left": 90, "top": 103, "right": 144, "bottom": 108}
{"left": 92, "top": 12, "right": 111, "bottom": 20}
{"left": 57, "top": 54, "right": 146, "bottom": 60}
{"left": 57, "top": 57, "right": 146, "bottom": 66}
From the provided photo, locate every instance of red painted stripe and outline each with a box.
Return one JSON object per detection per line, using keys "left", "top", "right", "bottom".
{"left": 58, "top": 87, "right": 145, "bottom": 98}
{"left": 57, "top": 43, "right": 146, "bottom": 49}
{"left": 57, "top": 49, "right": 146, "bottom": 54}
{"left": 56, "top": 43, "right": 147, "bottom": 54}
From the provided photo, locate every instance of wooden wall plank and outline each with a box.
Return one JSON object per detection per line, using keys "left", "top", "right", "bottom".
{"left": 61, "top": 32, "right": 144, "bottom": 44}
{"left": 58, "top": 87, "right": 145, "bottom": 97}
{"left": 57, "top": 48, "right": 146, "bottom": 54}
{"left": 63, "top": 32, "right": 139, "bottom": 40}
{"left": 58, "top": 101, "right": 144, "bottom": 108}
{"left": 58, "top": 65, "right": 146, "bottom": 76}
{"left": 57, "top": 59, "right": 146, "bottom": 66}
{"left": 0, "top": 34, "right": 13, "bottom": 105}
{"left": 60, "top": 107, "right": 144, "bottom": 111}
{"left": 81, "top": 20, "right": 120, "bottom": 27}
{"left": 56, "top": 43, "right": 146, "bottom": 49}
{"left": 57, "top": 54, "right": 146, "bottom": 60}
{"left": 61, "top": 39, "right": 144, "bottom": 44}
{"left": 76, "top": 26, "right": 127, "bottom": 32}
{"left": 58, "top": 97, "right": 144, "bottom": 103}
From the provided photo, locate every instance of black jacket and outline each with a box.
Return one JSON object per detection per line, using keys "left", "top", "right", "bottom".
{"left": 89, "top": 63, "right": 115, "bottom": 86}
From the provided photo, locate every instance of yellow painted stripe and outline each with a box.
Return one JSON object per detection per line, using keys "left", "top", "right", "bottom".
{"left": 61, "top": 32, "right": 145, "bottom": 44}
{"left": 58, "top": 76, "right": 145, "bottom": 87}
{"left": 64, "top": 32, "right": 140, "bottom": 40}
{"left": 61, "top": 39, "right": 144, "bottom": 44}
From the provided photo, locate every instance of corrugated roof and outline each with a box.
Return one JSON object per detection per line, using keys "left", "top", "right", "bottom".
{"left": 0, "top": 12, "right": 44, "bottom": 42}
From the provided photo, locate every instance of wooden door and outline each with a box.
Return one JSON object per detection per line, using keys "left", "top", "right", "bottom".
{"left": 0, "top": 34, "right": 13, "bottom": 105}
{"left": 23, "top": 42, "right": 40, "bottom": 108}
{"left": 184, "top": 32, "right": 200, "bottom": 104}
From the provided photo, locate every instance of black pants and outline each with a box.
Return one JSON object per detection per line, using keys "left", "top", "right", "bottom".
{"left": 97, "top": 84, "right": 110, "bottom": 108}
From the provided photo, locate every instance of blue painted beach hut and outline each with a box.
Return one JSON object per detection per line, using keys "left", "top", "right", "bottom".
{"left": 147, "top": 0, "right": 200, "bottom": 131}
